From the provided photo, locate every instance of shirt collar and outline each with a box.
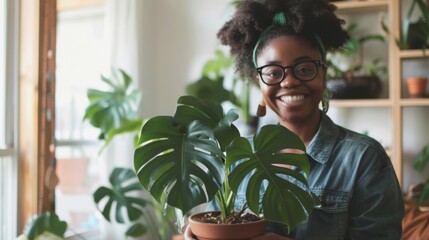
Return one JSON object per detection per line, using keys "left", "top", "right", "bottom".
{"left": 306, "top": 111, "right": 339, "bottom": 164}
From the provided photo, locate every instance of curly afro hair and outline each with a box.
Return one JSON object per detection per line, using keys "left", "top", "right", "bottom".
{"left": 217, "top": 0, "right": 349, "bottom": 82}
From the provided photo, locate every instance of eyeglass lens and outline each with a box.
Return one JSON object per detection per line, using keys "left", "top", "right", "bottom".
{"left": 260, "top": 61, "right": 318, "bottom": 84}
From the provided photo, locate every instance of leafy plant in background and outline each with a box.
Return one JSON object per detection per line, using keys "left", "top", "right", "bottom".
{"left": 83, "top": 68, "right": 177, "bottom": 239}
{"left": 381, "top": 0, "right": 429, "bottom": 50}
{"left": 17, "top": 212, "right": 67, "bottom": 240}
{"left": 83, "top": 68, "right": 143, "bottom": 152}
{"left": 327, "top": 22, "right": 386, "bottom": 79}
{"left": 133, "top": 95, "right": 316, "bottom": 232}
{"left": 186, "top": 49, "right": 259, "bottom": 126}
{"left": 413, "top": 144, "right": 429, "bottom": 205}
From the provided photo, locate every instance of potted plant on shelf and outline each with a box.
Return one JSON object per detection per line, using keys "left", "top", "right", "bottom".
{"left": 83, "top": 68, "right": 178, "bottom": 239}
{"left": 406, "top": 76, "right": 428, "bottom": 98}
{"left": 133, "top": 95, "right": 316, "bottom": 239}
{"left": 381, "top": 0, "right": 429, "bottom": 50}
{"left": 326, "top": 22, "right": 386, "bottom": 99}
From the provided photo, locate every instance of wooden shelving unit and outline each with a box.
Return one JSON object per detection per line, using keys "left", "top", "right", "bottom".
{"left": 334, "top": 0, "right": 389, "bottom": 13}
{"left": 330, "top": 0, "right": 429, "bottom": 187}
{"left": 330, "top": 0, "right": 429, "bottom": 188}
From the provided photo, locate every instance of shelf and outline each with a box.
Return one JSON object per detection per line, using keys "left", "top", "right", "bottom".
{"left": 333, "top": 0, "right": 389, "bottom": 13}
{"left": 400, "top": 98, "right": 429, "bottom": 107}
{"left": 399, "top": 49, "right": 429, "bottom": 59}
{"left": 330, "top": 99, "right": 391, "bottom": 107}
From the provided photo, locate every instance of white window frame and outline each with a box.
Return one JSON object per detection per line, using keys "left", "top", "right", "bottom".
{"left": 0, "top": 0, "right": 19, "bottom": 238}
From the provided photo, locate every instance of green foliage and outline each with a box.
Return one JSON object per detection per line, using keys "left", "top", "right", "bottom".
{"left": 83, "top": 68, "right": 143, "bottom": 151}
{"left": 84, "top": 69, "right": 178, "bottom": 239}
{"left": 93, "top": 168, "right": 148, "bottom": 237}
{"left": 22, "top": 212, "right": 67, "bottom": 240}
{"left": 185, "top": 49, "right": 257, "bottom": 124}
{"left": 381, "top": 0, "right": 429, "bottom": 50}
{"left": 327, "top": 22, "right": 386, "bottom": 79}
{"left": 134, "top": 95, "right": 315, "bottom": 231}
{"left": 186, "top": 50, "right": 240, "bottom": 107}
{"left": 413, "top": 144, "right": 429, "bottom": 205}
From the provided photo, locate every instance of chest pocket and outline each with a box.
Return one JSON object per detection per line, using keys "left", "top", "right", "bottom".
{"left": 294, "top": 189, "right": 351, "bottom": 240}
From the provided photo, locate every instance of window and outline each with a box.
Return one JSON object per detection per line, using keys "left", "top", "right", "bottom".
{"left": 55, "top": 4, "right": 107, "bottom": 236}
{"left": 0, "top": 0, "right": 19, "bottom": 238}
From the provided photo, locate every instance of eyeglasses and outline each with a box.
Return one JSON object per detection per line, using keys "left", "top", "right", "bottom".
{"left": 256, "top": 60, "right": 325, "bottom": 86}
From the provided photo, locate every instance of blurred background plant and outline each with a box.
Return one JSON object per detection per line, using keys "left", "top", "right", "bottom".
{"left": 17, "top": 212, "right": 67, "bottom": 240}
{"left": 381, "top": 0, "right": 429, "bottom": 50}
{"left": 185, "top": 49, "right": 259, "bottom": 129}
{"left": 413, "top": 143, "right": 429, "bottom": 206}
{"left": 83, "top": 68, "right": 177, "bottom": 239}
{"left": 326, "top": 22, "right": 386, "bottom": 79}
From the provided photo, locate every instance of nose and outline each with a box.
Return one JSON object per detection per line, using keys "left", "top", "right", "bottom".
{"left": 279, "top": 70, "right": 301, "bottom": 88}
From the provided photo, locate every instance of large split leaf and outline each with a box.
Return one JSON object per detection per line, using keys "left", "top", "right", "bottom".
{"left": 134, "top": 96, "right": 239, "bottom": 213}
{"left": 93, "top": 168, "right": 147, "bottom": 224}
{"left": 226, "top": 124, "right": 314, "bottom": 231}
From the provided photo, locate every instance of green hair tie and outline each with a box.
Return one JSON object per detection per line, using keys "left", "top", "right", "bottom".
{"left": 252, "top": 12, "right": 288, "bottom": 67}
{"left": 252, "top": 12, "right": 327, "bottom": 68}
{"left": 272, "top": 12, "right": 287, "bottom": 25}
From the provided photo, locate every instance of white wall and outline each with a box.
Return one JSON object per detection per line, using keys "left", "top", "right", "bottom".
{"left": 139, "top": 0, "right": 233, "bottom": 116}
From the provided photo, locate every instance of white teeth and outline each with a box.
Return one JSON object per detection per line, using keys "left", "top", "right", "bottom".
{"left": 280, "top": 95, "right": 304, "bottom": 103}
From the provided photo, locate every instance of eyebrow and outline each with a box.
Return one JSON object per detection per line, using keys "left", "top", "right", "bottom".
{"left": 261, "top": 56, "right": 314, "bottom": 66}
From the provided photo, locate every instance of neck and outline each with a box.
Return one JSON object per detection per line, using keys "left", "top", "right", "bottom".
{"left": 279, "top": 111, "right": 322, "bottom": 146}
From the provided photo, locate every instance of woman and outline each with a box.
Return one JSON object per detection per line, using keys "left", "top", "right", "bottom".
{"left": 186, "top": 0, "right": 404, "bottom": 239}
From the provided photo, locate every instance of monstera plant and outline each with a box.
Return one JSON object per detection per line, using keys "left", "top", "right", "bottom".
{"left": 133, "top": 96, "right": 316, "bottom": 238}
{"left": 83, "top": 69, "right": 177, "bottom": 239}
{"left": 83, "top": 68, "right": 143, "bottom": 151}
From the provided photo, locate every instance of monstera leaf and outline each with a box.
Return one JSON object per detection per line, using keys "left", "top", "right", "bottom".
{"left": 93, "top": 168, "right": 148, "bottom": 237}
{"left": 22, "top": 212, "right": 67, "bottom": 240}
{"left": 83, "top": 68, "right": 142, "bottom": 143}
{"left": 226, "top": 124, "right": 314, "bottom": 230}
{"left": 134, "top": 96, "right": 240, "bottom": 213}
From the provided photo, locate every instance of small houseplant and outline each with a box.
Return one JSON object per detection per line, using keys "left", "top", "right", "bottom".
{"left": 326, "top": 22, "right": 386, "bottom": 99}
{"left": 17, "top": 212, "right": 67, "bottom": 240}
{"left": 133, "top": 95, "right": 316, "bottom": 239}
{"left": 381, "top": 0, "right": 429, "bottom": 50}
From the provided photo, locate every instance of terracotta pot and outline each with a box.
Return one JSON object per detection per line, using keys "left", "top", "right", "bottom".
{"left": 406, "top": 77, "right": 427, "bottom": 98}
{"left": 189, "top": 211, "right": 268, "bottom": 240}
{"left": 56, "top": 158, "right": 89, "bottom": 194}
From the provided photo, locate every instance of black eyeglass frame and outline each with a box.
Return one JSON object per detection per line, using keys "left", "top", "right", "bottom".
{"left": 256, "top": 60, "right": 326, "bottom": 86}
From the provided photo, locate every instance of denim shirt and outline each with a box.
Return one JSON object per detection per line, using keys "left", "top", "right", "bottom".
{"left": 233, "top": 112, "right": 404, "bottom": 240}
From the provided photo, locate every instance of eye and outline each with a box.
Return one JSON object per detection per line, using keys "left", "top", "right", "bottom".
{"left": 294, "top": 62, "right": 316, "bottom": 76}
{"left": 261, "top": 66, "right": 283, "bottom": 79}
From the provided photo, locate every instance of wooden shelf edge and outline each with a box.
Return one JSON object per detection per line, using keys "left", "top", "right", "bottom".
{"left": 333, "top": 0, "right": 389, "bottom": 12}
{"left": 330, "top": 99, "right": 391, "bottom": 107}
{"left": 399, "top": 49, "right": 429, "bottom": 59}
{"left": 400, "top": 98, "right": 429, "bottom": 106}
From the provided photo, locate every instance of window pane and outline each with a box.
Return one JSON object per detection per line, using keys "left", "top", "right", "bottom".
{"left": 0, "top": 0, "right": 6, "bottom": 148}
{"left": 55, "top": 5, "right": 107, "bottom": 237}
{"left": 0, "top": 155, "right": 16, "bottom": 240}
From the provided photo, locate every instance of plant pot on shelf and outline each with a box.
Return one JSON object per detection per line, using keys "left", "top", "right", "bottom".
{"left": 406, "top": 77, "right": 428, "bottom": 98}
{"left": 327, "top": 75, "right": 382, "bottom": 99}
{"left": 189, "top": 211, "right": 268, "bottom": 240}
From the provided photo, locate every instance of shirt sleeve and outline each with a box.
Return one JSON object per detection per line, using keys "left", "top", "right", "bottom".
{"left": 348, "top": 149, "right": 404, "bottom": 240}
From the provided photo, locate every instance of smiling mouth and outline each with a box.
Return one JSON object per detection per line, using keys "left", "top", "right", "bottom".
{"left": 280, "top": 95, "right": 305, "bottom": 103}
